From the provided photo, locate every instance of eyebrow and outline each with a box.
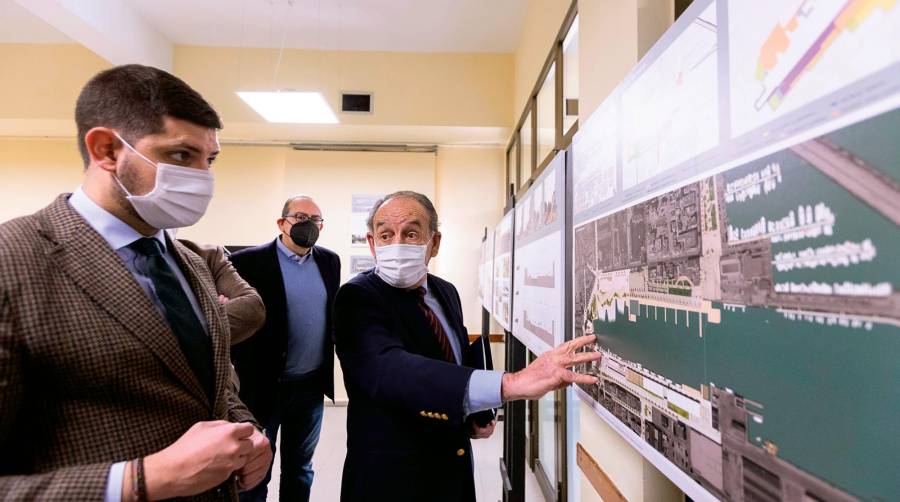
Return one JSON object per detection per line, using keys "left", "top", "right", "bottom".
{"left": 164, "top": 142, "right": 219, "bottom": 157}
{"left": 377, "top": 219, "right": 423, "bottom": 230}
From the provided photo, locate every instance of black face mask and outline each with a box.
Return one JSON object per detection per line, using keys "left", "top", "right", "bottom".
{"left": 288, "top": 220, "right": 320, "bottom": 248}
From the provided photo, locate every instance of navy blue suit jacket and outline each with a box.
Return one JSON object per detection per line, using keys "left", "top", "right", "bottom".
{"left": 335, "top": 269, "right": 493, "bottom": 502}
{"left": 229, "top": 239, "right": 340, "bottom": 424}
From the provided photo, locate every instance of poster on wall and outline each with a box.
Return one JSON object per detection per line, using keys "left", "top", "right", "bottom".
{"left": 492, "top": 210, "right": 514, "bottom": 331}
{"left": 349, "top": 255, "right": 375, "bottom": 278}
{"left": 572, "top": 1, "right": 900, "bottom": 501}
{"left": 479, "top": 231, "right": 495, "bottom": 312}
{"left": 511, "top": 152, "right": 565, "bottom": 355}
{"left": 350, "top": 194, "right": 383, "bottom": 247}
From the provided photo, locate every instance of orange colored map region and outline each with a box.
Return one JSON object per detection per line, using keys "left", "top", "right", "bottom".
{"left": 755, "top": 22, "right": 792, "bottom": 80}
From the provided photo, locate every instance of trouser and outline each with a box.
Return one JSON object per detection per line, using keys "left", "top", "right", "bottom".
{"left": 240, "top": 373, "right": 325, "bottom": 502}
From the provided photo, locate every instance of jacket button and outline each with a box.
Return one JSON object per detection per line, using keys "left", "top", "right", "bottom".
{"left": 420, "top": 411, "right": 427, "bottom": 417}
{"left": 456, "top": 449, "right": 465, "bottom": 457}
{"left": 441, "top": 414, "right": 449, "bottom": 421}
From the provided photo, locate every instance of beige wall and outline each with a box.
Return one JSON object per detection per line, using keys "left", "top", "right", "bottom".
{"left": 175, "top": 45, "right": 513, "bottom": 130}
{"left": 512, "top": 0, "right": 571, "bottom": 125}
{"left": 0, "top": 138, "right": 84, "bottom": 219}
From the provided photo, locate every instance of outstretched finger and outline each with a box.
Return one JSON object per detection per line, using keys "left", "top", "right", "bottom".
{"left": 568, "top": 334, "right": 598, "bottom": 351}
{"left": 566, "top": 351, "right": 602, "bottom": 367}
{"left": 563, "top": 369, "right": 599, "bottom": 386}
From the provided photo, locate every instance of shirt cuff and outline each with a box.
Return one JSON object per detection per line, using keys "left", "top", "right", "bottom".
{"left": 463, "top": 369, "right": 504, "bottom": 416}
{"left": 105, "top": 461, "right": 127, "bottom": 502}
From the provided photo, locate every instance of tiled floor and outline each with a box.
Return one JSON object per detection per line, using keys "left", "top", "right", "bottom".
{"left": 264, "top": 406, "right": 545, "bottom": 502}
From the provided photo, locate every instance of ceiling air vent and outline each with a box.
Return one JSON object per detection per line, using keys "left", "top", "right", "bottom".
{"left": 341, "top": 92, "right": 373, "bottom": 113}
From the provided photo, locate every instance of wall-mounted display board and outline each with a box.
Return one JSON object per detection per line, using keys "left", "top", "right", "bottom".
{"left": 572, "top": 1, "right": 900, "bottom": 501}
{"left": 479, "top": 231, "right": 495, "bottom": 312}
{"left": 493, "top": 210, "right": 514, "bottom": 331}
{"left": 511, "top": 152, "right": 565, "bottom": 354}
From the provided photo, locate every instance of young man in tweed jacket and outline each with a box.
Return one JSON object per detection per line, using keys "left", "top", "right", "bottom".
{"left": 0, "top": 65, "right": 272, "bottom": 501}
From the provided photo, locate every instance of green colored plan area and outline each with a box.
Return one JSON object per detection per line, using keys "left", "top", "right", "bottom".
{"left": 573, "top": 107, "right": 900, "bottom": 501}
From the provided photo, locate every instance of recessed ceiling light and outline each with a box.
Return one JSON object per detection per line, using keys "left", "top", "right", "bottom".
{"left": 237, "top": 91, "right": 339, "bottom": 124}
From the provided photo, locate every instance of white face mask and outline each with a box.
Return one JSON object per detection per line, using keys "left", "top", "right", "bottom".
{"left": 374, "top": 243, "right": 429, "bottom": 289}
{"left": 113, "top": 132, "right": 215, "bottom": 229}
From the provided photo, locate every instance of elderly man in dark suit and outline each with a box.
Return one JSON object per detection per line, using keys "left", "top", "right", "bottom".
{"left": 230, "top": 195, "right": 341, "bottom": 502}
{"left": 335, "top": 191, "right": 600, "bottom": 502}
{"left": 0, "top": 65, "right": 271, "bottom": 501}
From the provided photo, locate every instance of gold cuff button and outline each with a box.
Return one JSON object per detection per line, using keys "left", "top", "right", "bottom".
{"left": 420, "top": 411, "right": 427, "bottom": 417}
{"left": 441, "top": 414, "right": 449, "bottom": 420}
{"left": 456, "top": 449, "right": 465, "bottom": 457}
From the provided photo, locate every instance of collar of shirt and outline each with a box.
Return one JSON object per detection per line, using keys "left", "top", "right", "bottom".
{"left": 68, "top": 187, "right": 166, "bottom": 252}
{"left": 275, "top": 236, "right": 313, "bottom": 264}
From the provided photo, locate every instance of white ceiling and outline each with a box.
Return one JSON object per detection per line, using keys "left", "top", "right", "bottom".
{"left": 0, "top": 0, "right": 73, "bottom": 44}
{"left": 124, "top": 0, "right": 528, "bottom": 53}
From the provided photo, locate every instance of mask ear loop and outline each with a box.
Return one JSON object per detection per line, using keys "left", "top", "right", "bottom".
{"left": 111, "top": 132, "right": 157, "bottom": 198}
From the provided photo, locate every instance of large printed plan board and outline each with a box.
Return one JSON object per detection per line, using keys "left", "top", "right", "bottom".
{"left": 492, "top": 210, "right": 514, "bottom": 331}
{"left": 511, "top": 152, "right": 565, "bottom": 354}
{"left": 572, "top": 1, "right": 900, "bottom": 501}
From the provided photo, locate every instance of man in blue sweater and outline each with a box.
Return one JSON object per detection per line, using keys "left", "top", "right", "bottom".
{"left": 230, "top": 195, "right": 341, "bottom": 502}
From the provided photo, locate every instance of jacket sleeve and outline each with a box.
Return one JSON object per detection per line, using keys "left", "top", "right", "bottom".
{"left": 334, "top": 282, "right": 475, "bottom": 426}
{"left": 208, "top": 247, "right": 266, "bottom": 345}
{"left": 0, "top": 293, "right": 113, "bottom": 500}
{"left": 225, "top": 380, "right": 260, "bottom": 427}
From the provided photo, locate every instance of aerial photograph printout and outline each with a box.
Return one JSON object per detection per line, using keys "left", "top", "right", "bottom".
{"left": 571, "top": 0, "right": 900, "bottom": 500}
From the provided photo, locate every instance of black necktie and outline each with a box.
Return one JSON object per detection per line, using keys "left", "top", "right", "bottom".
{"left": 129, "top": 237, "right": 214, "bottom": 399}
{"left": 413, "top": 287, "right": 456, "bottom": 363}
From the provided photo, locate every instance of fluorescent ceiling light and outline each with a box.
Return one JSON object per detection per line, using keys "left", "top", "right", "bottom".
{"left": 237, "top": 91, "right": 339, "bottom": 124}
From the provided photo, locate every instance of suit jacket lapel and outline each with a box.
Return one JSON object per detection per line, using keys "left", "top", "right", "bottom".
{"left": 41, "top": 195, "right": 209, "bottom": 406}
{"left": 170, "top": 236, "right": 227, "bottom": 413}
{"left": 371, "top": 274, "right": 445, "bottom": 361}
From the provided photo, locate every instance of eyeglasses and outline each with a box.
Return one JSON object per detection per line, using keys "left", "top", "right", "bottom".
{"left": 285, "top": 212, "right": 324, "bottom": 224}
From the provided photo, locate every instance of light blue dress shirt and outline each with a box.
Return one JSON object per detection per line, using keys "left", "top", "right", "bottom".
{"left": 419, "top": 281, "right": 503, "bottom": 417}
{"left": 67, "top": 187, "right": 209, "bottom": 502}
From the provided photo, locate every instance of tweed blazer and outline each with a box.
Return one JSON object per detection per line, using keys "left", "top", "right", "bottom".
{"left": 177, "top": 239, "right": 266, "bottom": 345}
{"left": 0, "top": 194, "right": 257, "bottom": 501}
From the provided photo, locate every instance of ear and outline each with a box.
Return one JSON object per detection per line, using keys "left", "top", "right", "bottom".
{"left": 84, "top": 127, "right": 122, "bottom": 173}
{"left": 276, "top": 217, "right": 288, "bottom": 233}
{"left": 429, "top": 231, "right": 442, "bottom": 258}
{"left": 367, "top": 233, "right": 377, "bottom": 258}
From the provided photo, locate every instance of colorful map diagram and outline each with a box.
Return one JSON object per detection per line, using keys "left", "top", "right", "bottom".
{"left": 729, "top": 0, "right": 900, "bottom": 136}
{"left": 621, "top": 2, "right": 718, "bottom": 189}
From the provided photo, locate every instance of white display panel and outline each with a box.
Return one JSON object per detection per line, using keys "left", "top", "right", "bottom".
{"left": 512, "top": 152, "right": 565, "bottom": 354}
{"left": 492, "top": 210, "right": 514, "bottom": 331}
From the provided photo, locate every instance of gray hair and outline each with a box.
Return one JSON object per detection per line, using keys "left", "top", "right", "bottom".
{"left": 281, "top": 194, "right": 315, "bottom": 217}
{"left": 366, "top": 191, "right": 439, "bottom": 234}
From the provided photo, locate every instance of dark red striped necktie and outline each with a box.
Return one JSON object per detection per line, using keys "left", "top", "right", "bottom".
{"left": 413, "top": 287, "right": 456, "bottom": 363}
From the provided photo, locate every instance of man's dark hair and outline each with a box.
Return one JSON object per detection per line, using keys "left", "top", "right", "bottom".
{"left": 75, "top": 64, "right": 222, "bottom": 167}
{"left": 366, "top": 191, "right": 439, "bottom": 234}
